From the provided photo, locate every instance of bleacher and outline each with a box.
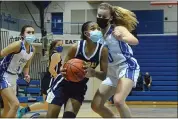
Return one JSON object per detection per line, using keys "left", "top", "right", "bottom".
{"left": 127, "top": 35, "right": 178, "bottom": 101}
{"left": 17, "top": 79, "right": 43, "bottom": 103}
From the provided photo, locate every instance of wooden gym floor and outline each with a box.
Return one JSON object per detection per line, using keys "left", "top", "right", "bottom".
{"left": 20, "top": 102, "right": 177, "bottom": 118}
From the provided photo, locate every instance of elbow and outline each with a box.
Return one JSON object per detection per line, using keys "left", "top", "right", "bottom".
{"left": 48, "top": 68, "right": 53, "bottom": 74}
{"left": 130, "top": 38, "right": 139, "bottom": 45}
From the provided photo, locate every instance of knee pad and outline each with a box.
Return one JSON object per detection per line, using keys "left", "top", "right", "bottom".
{"left": 63, "top": 111, "right": 76, "bottom": 118}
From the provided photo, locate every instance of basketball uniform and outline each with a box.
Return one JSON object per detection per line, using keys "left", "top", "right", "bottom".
{"left": 0, "top": 41, "right": 33, "bottom": 94}
{"left": 41, "top": 52, "right": 62, "bottom": 95}
{"left": 46, "top": 40, "right": 104, "bottom": 106}
{"left": 101, "top": 25, "right": 140, "bottom": 87}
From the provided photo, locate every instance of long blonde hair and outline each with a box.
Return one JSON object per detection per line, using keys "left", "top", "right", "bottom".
{"left": 98, "top": 3, "right": 138, "bottom": 32}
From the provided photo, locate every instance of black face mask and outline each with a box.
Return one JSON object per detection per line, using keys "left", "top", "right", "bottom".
{"left": 97, "top": 18, "right": 110, "bottom": 29}
{"left": 145, "top": 74, "right": 150, "bottom": 78}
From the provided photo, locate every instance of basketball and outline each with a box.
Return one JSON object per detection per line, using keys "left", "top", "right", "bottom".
{"left": 63, "top": 58, "right": 86, "bottom": 82}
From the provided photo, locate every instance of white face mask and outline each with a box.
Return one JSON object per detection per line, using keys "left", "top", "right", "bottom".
{"left": 89, "top": 29, "right": 103, "bottom": 43}
{"left": 24, "top": 35, "right": 36, "bottom": 44}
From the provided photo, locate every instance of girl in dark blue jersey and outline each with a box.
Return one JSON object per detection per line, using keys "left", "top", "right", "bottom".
{"left": 46, "top": 21, "right": 108, "bottom": 118}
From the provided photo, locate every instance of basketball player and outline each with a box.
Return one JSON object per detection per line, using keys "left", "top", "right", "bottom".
{"left": 46, "top": 21, "right": 108, "bottom": 118}
{"left": 91, "top": 3, "right": 140, "bottom": 118}
{"left": 0, "top": 25, "right": 36, "bottom": 117}
{"left": 17, "top": 40, "right": 63, "bottom": 118}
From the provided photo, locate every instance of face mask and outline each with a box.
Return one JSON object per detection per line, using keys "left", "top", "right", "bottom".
{"left": 89, "top": 30, "right": 103, "bottom": 43}
{"left": 145, "top": 74, "right": 150, "bottom": 78}
{"left": 97, "top": 18, "right": 110, "bottom": 29}
{"left": 56, "top": 46, "right": 63, "bottom": 52}
{"left": 24, "top": 35, "right": 36, "bottom": 44}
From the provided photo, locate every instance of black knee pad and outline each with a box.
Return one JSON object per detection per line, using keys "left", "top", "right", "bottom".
{"left": 63, "top": 111, "right": 76, "bottom": 118}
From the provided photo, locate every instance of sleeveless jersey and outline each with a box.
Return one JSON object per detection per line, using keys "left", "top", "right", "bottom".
{"left": 0, "top": 41, "right": 33, "bottom": 76}
{"left": 74, "top": 40, "right": 104, "bottom": 84}
{"left": 102, "top": 25, "right": 139, "bottom": 69}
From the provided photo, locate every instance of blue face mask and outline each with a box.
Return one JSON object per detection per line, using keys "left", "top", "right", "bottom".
{"left": 56, "top": 46, "right": 63, "bottom": 52}
{"left": 89, "top": 30, "right": 103, "bottom": 43}
{"left": 24, "top": 35, "right": 36, "bottom": 44}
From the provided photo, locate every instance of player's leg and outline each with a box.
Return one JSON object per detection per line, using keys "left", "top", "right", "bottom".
{"left": 1, "top": 94, "right": 10, "bottom": 117}
{"left": 1, "top": 87, "right": 19, "bottom": 117}
{"left": 114, "top": 69, "right": 140, "bottom": 118}
{"left": 62, "top": 84, "right": 87, "bottom": 118}
{"left": 46, "top": 103, "right": 61, "bottom": 118}
{"left": 29, "top": 94, "right": 48, "bottom": 111}
{"left": 63, "top": 98, "right": 81, "bottom": 118}
{"left": 17, "top": 94, "right": 48, "bottom": 118}
{"left": 46, "top": 76, "right": 65, "bottom": 118}
{"left": 91, "top": 79, "right": 116, "bottom": 118}
{"left": 2, "top": 73, "right": 18, "bottom": 117}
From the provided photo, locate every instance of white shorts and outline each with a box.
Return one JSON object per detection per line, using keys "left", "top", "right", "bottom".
{"left": 0, "top": 72, "right": 18, "bottom": 95}
{"left": 102, "top": 61, "right": 140, "bottom": 87}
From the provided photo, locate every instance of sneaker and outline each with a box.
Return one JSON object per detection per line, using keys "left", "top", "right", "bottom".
{"left": 30, "top": 113, "right": 40, "bottom": 118}
{"left": 17, "top": 107, "right": 26, "bottom": 118}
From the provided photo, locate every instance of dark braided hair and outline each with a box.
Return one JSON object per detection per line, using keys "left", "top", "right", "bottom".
{"left": 80, "top": 21, "right": 93, "bottom": 40}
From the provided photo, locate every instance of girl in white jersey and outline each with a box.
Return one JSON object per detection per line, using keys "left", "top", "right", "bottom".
{"left": 91, "top": 3, "right": 140, "bottom": 118}
{"left": 0, "top": 25, "right": 36, "bottom": 117}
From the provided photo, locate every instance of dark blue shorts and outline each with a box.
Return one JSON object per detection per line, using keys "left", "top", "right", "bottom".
{"left": 46, "top": 74, "right": 87, "bottom": 106}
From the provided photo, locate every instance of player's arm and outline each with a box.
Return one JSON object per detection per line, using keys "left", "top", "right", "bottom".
{"left": 113, "top": 26, "right": 139, "bottom": 45}
{"left": 94, "top": 47, "right": 108, "bottom": 81}
{"left": 23, "top": 46, "right": 36, "bottom": 77}
{"left": 49, "top": 53, "right": 61, "bottom": 78}
{"left": 64, "top": 43, "right": 78, "bottom": 63}
{"left": 0, "top": 41, "right": 21, "bottom": 58}
{"left": 149, "top": 76, "right": 152, "bottom": 85}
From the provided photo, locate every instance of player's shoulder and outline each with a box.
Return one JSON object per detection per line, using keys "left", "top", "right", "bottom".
{"left": 101, "top": 45, "right": 108, "bottom": 55}
{"left": 114, "top": 25, "right": 127, "bottom": 31}
{"left": 72, "top": 40, "right": 81, "bottom": 49}
{"left": 51, "top": 52, "right": 61, "bottom": 59}
{"left": 11, "top": 40, "right": 22, "bottom": 47}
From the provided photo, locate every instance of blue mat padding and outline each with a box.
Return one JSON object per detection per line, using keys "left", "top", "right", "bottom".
{"left": 135, "top": 55, "right": 177, "bottom": 59}
{"left": 146, "top": 76, "right": 177, "bottom": 81}
{"left": 137, "top": 59, "right": 177, "bottom": 63}
{"left": 131, "top": 91, "right": 178, "bottom": 96}
{"left": 36, "top": 96, "right": 43, "bottom": 102}
{"left": 152, "top": 81, "right": 178, "bottom": 86}
{"left": 17, "top": 79, "right": 28, "bottom": 86}
{"left": 140, "top": 67, "right": 177, "bottom": 72}
{"left": 18, "top": 97, "right": 28, "bottom": 103}
{"left": 25, "top": 88, "right": 41, "bottom": 94}
{"left": 139, "top": 63, "right": 177, "bottom": 67}
{"left": 126, "top": 96, "right": 177, "bottom": 101}
{"left": 151, "top": 86, "right": 178, "bottom": 91}
{"left": 142, "top": 72, "right": 177, "bottom": 76}
{"left": 30, "top": 80, "right": 40, "bottom": 85}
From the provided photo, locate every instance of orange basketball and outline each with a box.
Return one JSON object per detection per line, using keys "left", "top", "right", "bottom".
{"left": 63, "top": 58, "right": 86, "bottom": 82}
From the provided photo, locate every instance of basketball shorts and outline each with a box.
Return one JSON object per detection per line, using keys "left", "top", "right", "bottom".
{"left": 41, "top": 71, "right": 52, "bottom": 95}
{"left": 102, "top": 58, "right": 140, "bottom": 87}
{"left": 46, "top": 74, "right": 87, "bottom": 106}
{"left": 0, "top": 72, "right": 18, "bottom": 95}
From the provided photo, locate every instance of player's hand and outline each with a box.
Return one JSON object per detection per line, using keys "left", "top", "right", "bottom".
{"left": 60, "top": 67, "right": 67, "bottom": 78}
{"left": 112, "top": 30, "right": 122, "bottom": 40}
{"left": 85, "top": 67, "right": 96, "bottom": 78}
{"left": 148, "top": 84, "right": 151, "bottom": 87}
{"left": 24, "top": 74, "right": 30, "bottom": 83}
